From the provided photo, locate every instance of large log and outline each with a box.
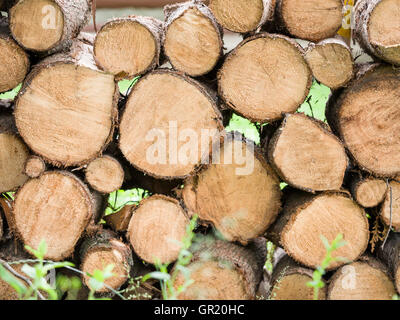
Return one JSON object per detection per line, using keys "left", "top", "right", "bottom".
{"left": 14, "top": 34, "right": 118, "bottom": 168}
{"left": 354, "top": 0, "right": 400, "bottom": 66}
{"left": 326, "top": 65, "right": 400, "bottom": 177}
{"left": 204, "top": 0, "right": 276, "bottom": 33}
{"left": 163, "top": 1, "right": 223, "bottom": 77}
{"left": 119, "top": 69, "right": 223, "bottom": 179}
{"left": 181, "top": 133, "right": 281, "bottom": 244}
{"left": 0, "top": 17, "right": 29, "bottom": 93}
{"left": 268, "top": 113, "right": 348, "bottom": 192}
{"left": 276, "top": 0, "right": 343, "bottom": 42}
{"left": 218, "top": 33, "right": 312, "bottom": 123}
{"left": 268, "top": 189, "right": 369, "bottom": 270}
{"left": 380, "top": 181, "right": 400, "bottom": 231}
{"left": 377, "top": 232, "right": 400, "bottom": 293}
{"left": 328, "top": 256, "right": 396, "bottom": 300}
{"left": 94, "top": 16, "right": 163, "bottom": 80}
{"left": 9, "top": 0, "right": 92, "bottom": 53}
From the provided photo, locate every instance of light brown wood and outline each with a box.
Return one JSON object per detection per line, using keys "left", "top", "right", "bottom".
{"left": 268, "top": 113, "right": 348, "bottom": 192}
{"left": 85, "top": 156, "right": 124, "bottom": 194}
{"left": 218, "top": 33, "right": 312, "bottom": 123}
{"left": 380, "top": 181, "right": 400, "bottom": 231}
{"left": 104, "top": 205, "right": 135, "bottom": 233}
{"left": 24, "top": 156, "right": 46, "bottom": 178}
{"left": 127, "top": 195, "right": 188, "bottom": 264}
{"left": 351, "top": 177, "right": 387, "bottom": 208}
{"left": 12, "top": 171, "right": 93, "bottom": 261}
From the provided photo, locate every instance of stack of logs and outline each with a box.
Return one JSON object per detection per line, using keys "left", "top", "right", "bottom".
{"left": 0, "top": 0, "right": 400, "bottom": 300}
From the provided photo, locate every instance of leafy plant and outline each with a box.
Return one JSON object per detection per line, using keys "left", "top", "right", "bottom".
{"left": 307, "top": 234, "right": 347, "bottom": 300}
{"left": 142, "top": 215, "right": 198, "bottom": 300}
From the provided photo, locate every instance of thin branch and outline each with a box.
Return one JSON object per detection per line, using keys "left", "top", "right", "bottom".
{"left": 381, "top": 179, "right": 393, "bottom": 249}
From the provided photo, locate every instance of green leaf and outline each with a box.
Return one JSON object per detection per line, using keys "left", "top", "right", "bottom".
{"left": 21, "top": 264, "right": 36, "bottom": 279}
{"left": 0, "top": 264, "right": 28, "bottom": 297}
{"left": 142, "top": 271, "right": 171, "bottom": 282}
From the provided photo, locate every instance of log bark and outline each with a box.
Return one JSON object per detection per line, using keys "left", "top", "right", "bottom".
{"left": 328, "top": 255, "right": 396, "bottom": 300}
{"left": 175, "top": 237, "right": 265, "bottom": 300}
{"left": 79, "top": 229, "right": 133, "bottom": 293}
{"left": 163, "top": 1, "right": 223, "bottom": 77}
{"left": 119, "top": 68, "right": 223, "bottom": 180}
{"left": 85, "top": 155, "right": 124, "bottom": 194}
{"left": 305, "top": 38, "right": 354, "bottom": 89}
{"left": 24, "top": 156, "right": 46, "bottom": 179}
{"left": 377, "top": 232, "right": 400, "bottom": 294}
{"left": 181, "top": 132, "right": 282, "bottom": 244}
{"left": 9, "top": 0, "right": 92, "bottom": 54}
{"left": 10, "top": 171, "right": 94, "bottom": 261}
{"left": 354, "top": 0, "right": 400, "bottom": 66}
{"left": 380, "top": 181, "right": 400, "bottom": 231}
{"left": 268, "top": 255, "right": 327, "bottom": 300}
{"left": 268, "top": 113, "right": 348, "bottom": 193}
{"left": 127, "top": 195, "right": 189, "bottom": 264}
{"left": 326, "top": 65, "right": 400, "bottom": 178}
{"left": 350, "top": 175, "right": 387, "bottom": 208}
{"left": 0, "top": 16, "right": 29, "bottom": 93}
{"left": 275, "top": 0, "right": 343, "bottom": 42}
{"left": 204, "top": 0, "right": 276, "bottom": 33}
{"left": 94, "top": 16, "right": 163, "bottom": 80}
{"left": 104, "top": 204, "right": 135, "bottom": 233}
{"left": 267, "top": 189, "right": 369, "bottom": 270}
{"left": 14, "top": 34, "right": 119, "bottom": 168}
{"left": 218, "top": 33, "right": 312, "bottom": 123}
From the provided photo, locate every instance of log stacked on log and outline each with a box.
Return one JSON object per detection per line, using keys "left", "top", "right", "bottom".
{"left": 378, "top": 233, "right": 400, "bottom": 293}
{"left": 350, "top": 176, "right": 387, "bottom": 208}
{"left": 380, "top": 181, "right": 400, "bottom": 231}
{"left": 24, "top": 156, "right": 46, "bottom": 179}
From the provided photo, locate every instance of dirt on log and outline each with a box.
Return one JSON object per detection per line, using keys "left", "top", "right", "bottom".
{"left": 181, "top": 133, "right": 281, "bottom": 244}
{"left": 328, "top": 256, "right": 396, "bottom": 300}
{"left": 127, "top": 195, "right": 189, "bottom": 264}
{"left": 268, "top": 255, "right": 327, "bottom": 300}
{"left": 174, "top": 237, "right": 265, "bottom": 300}
{"left": 94, "top": 16, "right": 163, "bottom": 80}
{"left": 268, "top": 113, "right": 348, "bottom": 193}
{"left": 0, "top": 17, "right": 29, "bottom": 94}
{"left": 326, "top": 65, "right": 400, "bottom": 178}
{"left": 350, "top": 176, "right": 387, "bottom": 208}
{"left": 14, "top": 35, "right": 118, "bottom": 168}
{"left": 380, "top": 181, "right": 400, "bottom": 231}
{"left": 276, "top": 0, "right": 343, "bottom": 42}
{"left": 164, "top": 1, "right": 223, "bottom": 77}
{"left": 268, "top": 189, "right": 369, "bottom": 270}
{"left": 119, "top": 69, "right": 223, "bottom": 180}
{"left": 80, "top": 230, "right": 133, "bottom": 293}
{"left": 377, "top": 232, "right": 400, "bottom": 293}
{"left": 354, "top": 0, "right": 400, "bottom": 66}
{"left": 9, "top": 0, "right": 92, "bottom": 54}
{"left": 218, "top": 33, "right": 312, "bottom": 123}
{"left": 305, "top": 38, "right": 354, "bottom": 89}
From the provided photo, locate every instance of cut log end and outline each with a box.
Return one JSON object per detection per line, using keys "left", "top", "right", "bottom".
{"left": 15, "top": 62, "right": 118, "bottom": 167}
{"left": 104, "top": 204, "right": 135, "bottom": 233}
{"left": 119, "top": 69, "right": 222, "bottom": 179}
{"left": 328, "top": 257, "right": 396, "bottom": 300}
{"left": 94, "top": 17, "right": 162, "bottom": 80}
{"left": 182, "top": 134, "right": 281, "bottom": 243}
{"left": 85, "top": 156, "right": 124, "bottom": 194}
{"left": 268, "top": 113, "right": 347, "bottom": 192}
{"left": 278, "top": 0, "right": 343, "bottom": 42}
{"left": 218, "top": 34, "right": 311, "bottom": 123}
{"left": 24, "top": 156, "right": 46, "bottom": 179}
{"left": 380, "top": 181, "right": 400, "bottom": 231}
{"left": 0, "top": 133, "right": 29, "bottom": 193}
{"left": 377, "top": 232, "right": 400, "bottom": 293}
{"left": 351, "top": 177, "right": 387, "bottom": 208}
{"left": 127, "top": 195, "right": 188, "bottom": 264}
{"left": 305, "top": 40, "right": 354, "bottom": 89}
{"left": 12, "top": 171, "right": 93, "bottom": 261}
{"left": 164, "top": 4, "right": 222, "bottom": 77}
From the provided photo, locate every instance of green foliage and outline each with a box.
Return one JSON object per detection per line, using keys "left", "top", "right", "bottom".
{"left": 297, "top": 81, "right": 331, "bottom": 122}
{"left": 307, "top": 234, "right": 347, "bottom": 300}
{"left": 106, "top": 188, "right": 149, "bottom": 216}
{"left": 87, "top": 265, "right": 115, "bottom": 300}
{"left": 264, "top": 241, "right": 276, "bottom": 274}
{"left": 0, "top": 84, "right": 22, "bottom": 100}
{"left": 142, "top": 215, "right": 198, "bottom": 300}
{"left": 225, "top": 113, "right": 261, "bottom": 145}
{"left": 118, "top": 77, "right": 140, "bottom": 96}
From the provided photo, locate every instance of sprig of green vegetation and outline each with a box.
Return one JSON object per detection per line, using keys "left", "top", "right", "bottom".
{"left": 142, "top": 215, "right": 198, "bottom": 300}
{"left": 307, "top": 234, "right": 347, "bottom": 300}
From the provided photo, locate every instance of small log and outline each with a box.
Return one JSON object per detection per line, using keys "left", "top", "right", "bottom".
{"left": 9, "top": 0, "right": 92, "bottom": 53}
{"left": 24, "top": 156, "right": 46, "bottom": 179}
{"left": 127, "top": 195, "right": 189, "bottom": 264}
{"left": 305, "top": 38, "right": 354, "bottom": 89}
{"left": 85, "top": 156, "right": 124, "bottom": 194}
{"left": 328, "top": 256, "right": 396, "bottom": 300}
{"left": 104, "top": 204, "right": 135, "bottom": 233}
{"left": 94, "top": 16, "right": 163, "bottom": 80}
{"left": 269, "top": 255, "right": 327, "bottom": 300}
{"left": 164, "top": 1, "right": 223, "bottom": 77}
{"left": 350, "top": 176, "right": 387, "bottom": 208}
{"left": 380, "top": 181, "right": 400, "bottom": 231}
{"left": 377, "top": 232, "right": 400, "bottom": 294}
{"left": 276, "top": 0, "right": 343, "bottom": 42}
{"left": 218, "top": 33, "right": 312, "bottom": 123}
{"left": 268, "top": 189, "right": 369, "bottom": 270}
{"left": 80, "top": 230, "right": 133, "bottom": 293}
{"left": 354, "top": 0, "right": 400, "bottom": 66}
{"left": 268, "top": 113, "right": 348, "bottom": 192}
{"left": 205, "top": 0, "right": 276, "bottom": 33}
